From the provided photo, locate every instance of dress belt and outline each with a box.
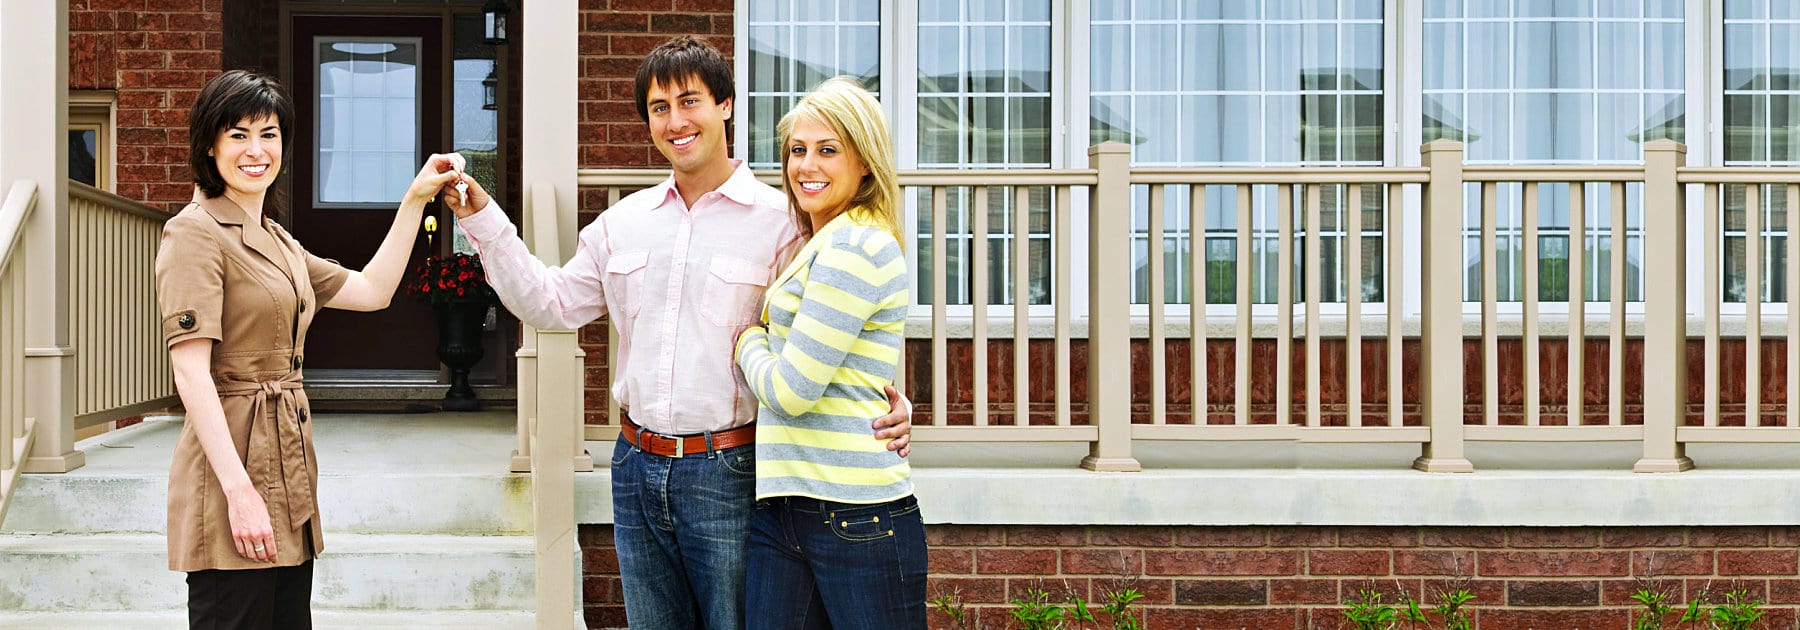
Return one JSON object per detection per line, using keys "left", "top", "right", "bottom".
{"left": 214, "top": 370, "right": 312, "bottom": 531}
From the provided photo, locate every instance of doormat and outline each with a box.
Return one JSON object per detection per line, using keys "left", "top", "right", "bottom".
{"left": 309, "top": 401, "right": 439, "bottom": 414}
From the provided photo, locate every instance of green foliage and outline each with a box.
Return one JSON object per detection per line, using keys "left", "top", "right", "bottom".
{"left": 1010, "top": 587, "right": 1070, "bottom": 630}
{"left": 1430, "top": 587, "right": 1476, "bottom": 630}
{"left": 1102, "top": 588, "right": 1146, "bottom": 630}
{"left": 930, "top": 590, "right": 974, "bottom": 630}
{"left": 1630, "top": 584, "right": 1678, "bottom": 630}
{"left": 1706, "top": 587, "right": 1766, "bottom": 630}
{"left": 1341, "top": 586, "right": 1401, "bottom": 630}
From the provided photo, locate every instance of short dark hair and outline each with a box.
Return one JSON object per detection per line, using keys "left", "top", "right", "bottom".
{"left": 188, "top": 70, "right": 294, "bottom": 201}
{"left": 633, "top": 36, "right": 734, "bottom": 129}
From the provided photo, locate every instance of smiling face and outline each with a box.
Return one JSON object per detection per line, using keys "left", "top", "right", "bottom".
{"left": 210, "top": 114, "right": 283, "bottom": 204}
{"left": 783, "top": 115, "right": 869, "bottom": 224}
{"left": 644, "top": 76, "right": 732, "bottom": 178}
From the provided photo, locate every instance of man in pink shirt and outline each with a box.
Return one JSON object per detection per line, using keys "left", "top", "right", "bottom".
{"left": 445, "top": 37, "right": 911, "bottom": 629}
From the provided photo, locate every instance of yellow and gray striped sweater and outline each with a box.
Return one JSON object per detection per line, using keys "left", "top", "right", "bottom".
{"left": 734, "top": 210, "right": 911, "bottom": 503}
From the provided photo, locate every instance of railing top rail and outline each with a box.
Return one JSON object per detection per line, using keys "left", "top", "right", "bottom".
{"left": 1676, "top": 168, "right": 1800, "bottom": 185}
{"left": 68, "top": 181, "right": 173, "bottom": 222}
{"left": 578, "top": 168, "right": 1101, "bottom": 189}
{"left": 1461, "top": 166, "right": 1648, "bottom": 183}
{"left": 1128, "top": 167, "right": 1430, "bottom": 185}
{"left": 0, "top": 180, "right": 40, "bottom": 273}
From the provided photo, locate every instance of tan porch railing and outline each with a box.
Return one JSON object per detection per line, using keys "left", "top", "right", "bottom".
{"left": 67, "top": 183, "right": 177, "bottom": 426}
{"left": 542, "top": 140, "right": 1800, "bottom": 474}
{"left": 0, "top": 180, "right": 40, "bottom": 525}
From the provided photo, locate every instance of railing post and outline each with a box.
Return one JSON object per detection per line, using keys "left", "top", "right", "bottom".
{"left": 1, "top": 0, "right": 81, "bottom": 474}
{"left": 1415, "top": 140, "right": 1474, "bottom": 473}
{"left": 1636, "top": 140, "right": 1695, "bottom": 472}
{"left": 1080, "top": 142, "right": 1140, "bottom": 472}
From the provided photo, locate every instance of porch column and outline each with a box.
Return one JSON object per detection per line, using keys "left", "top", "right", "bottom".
{"left": 520, "top": 0, "right": 584, "bottom": 628}
{"left": 1414, "top": 140, "right": 1473, "bottom": 473}
{"left": 1635, "top": 140, "right": 1694, "bottom": 472}
{"left": 1080, "top": 142, "right": 1140, "bottom": 472}
{"left": 1, "top": 0, "right": 83, "bottom": 473}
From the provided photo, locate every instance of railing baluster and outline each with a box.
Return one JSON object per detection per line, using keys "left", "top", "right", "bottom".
{"left": 1055, "top": 185, "right": 1071, "bottom": 427}
{"left": 1013, "top": 185, "right": 1029, "bottom": 427}
{"left": 1610, "top": 181, "right": 1626, "bottom": 427}
{"left": 1190, "top": 185, "right": 1207, "bottom": 426}
{"left": 1569, "top": 183, "right": 1586, "bottom": 426}
{"left": 1706, "top": 183, "right": 1721, "bottom": 427}
{"left": 1149, "top": 184, "right": 1167, "bottom": 426}
{"left": 1347, "top": 185, "right": 1362, "bottom": 427}
{"left": 1790, "top": 184, "right": 1799, "bottom": 429}
{"left": 972, "top": 186, "right": 989, "bottom": 427}
{"left": 1305, "top": 184, "right": 1322, "bottom": 428}
{"left": 1387, "top": 183, "right": 1404, "bottom": 428}
{"left": 1482, "top": 181, "right": 1499, "bottom": 427}
{"left": 1278, "top": 185, "right": 1293, "bottom": 426}
{"left": 1236, "top": 184, "right": 1252, "bottom": 426}
{"left": 1524, "top": 183, "right": 1542, "bottom": 426}
{"left": 1748, "top": 183, "right": 1763, "bottom": 426}
{"left": 932, "top": 186, "right": 948, "bottom": 427}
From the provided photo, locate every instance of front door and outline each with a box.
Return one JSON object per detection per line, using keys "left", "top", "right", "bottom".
{"left": 289, "top": 15, "right": 443, "bottom": 373}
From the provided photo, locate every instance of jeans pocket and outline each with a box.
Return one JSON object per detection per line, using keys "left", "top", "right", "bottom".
{"left": 609, "top": 439, "right": 635, "bottom": 468}
{"left": 825, "top": 503, "right": 896, "bottom": 542}
{"left": 717, "top": 449, "right": 755, "bottom": 477}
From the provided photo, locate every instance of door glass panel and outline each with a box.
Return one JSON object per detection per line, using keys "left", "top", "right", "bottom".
{"left": 316, "top": 38, "right": 420, "bottom": 205}
{"left": 450, "top": 14, "right": 500, "bottom": 254}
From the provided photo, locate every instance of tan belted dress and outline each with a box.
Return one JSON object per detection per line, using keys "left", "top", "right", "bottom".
{"left": 154, "top": 196, "right": 349, "bottom": 572}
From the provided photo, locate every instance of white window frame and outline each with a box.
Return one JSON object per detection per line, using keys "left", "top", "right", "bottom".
{"left": 68, "top": 90, "right": 115, "bottom": 192}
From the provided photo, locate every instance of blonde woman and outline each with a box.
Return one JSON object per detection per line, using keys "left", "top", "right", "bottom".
{"left": 734, "top": 76, "right": 924, "bottom": 628}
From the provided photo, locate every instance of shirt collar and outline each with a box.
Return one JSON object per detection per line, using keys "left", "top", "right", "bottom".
{"left": 652, "top": 159, "right": 759, "bottom": 210}
{"left": 195, "top": 194, "right": 252, "bottom": 226}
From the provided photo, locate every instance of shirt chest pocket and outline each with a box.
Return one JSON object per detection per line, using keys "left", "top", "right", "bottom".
{"left": 702, "top": 256, "right": 772, "bottom": 327}
{"left": 605, "top": 250, "right": 649, "bottom": 319}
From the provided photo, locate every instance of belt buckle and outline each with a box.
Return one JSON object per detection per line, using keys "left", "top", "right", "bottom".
{"left": 658, "top": 432, "right": 684, "bottom": 458}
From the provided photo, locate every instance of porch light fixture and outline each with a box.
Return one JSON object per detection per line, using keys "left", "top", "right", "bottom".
{"left": 482, "top": 0, "right": 509, "bottom": 45}
{"left": 482, "top": 69, "right": 498, "bottom": 111}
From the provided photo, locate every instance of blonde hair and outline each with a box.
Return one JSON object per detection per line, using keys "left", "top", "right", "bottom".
{"left": 776, "top": 77, "right": 903, "bottom": 250}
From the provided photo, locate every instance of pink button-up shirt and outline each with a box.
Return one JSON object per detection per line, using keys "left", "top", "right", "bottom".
{"left": 459, "top": 161, "right": 800, "bottom": 435}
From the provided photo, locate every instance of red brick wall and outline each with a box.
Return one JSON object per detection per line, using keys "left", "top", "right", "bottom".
{"left": 580, "top": 524, "right": 1800, "bottom": 629}
{"left": 576, "top": 1, "right": 734, "bottom": 422}
{"left": 70, "top": 0, "right": 224, "bottom": 214}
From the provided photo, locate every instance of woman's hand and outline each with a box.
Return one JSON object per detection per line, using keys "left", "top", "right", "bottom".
{"left": 407, "top": 153, "right": 466, "bottom": 202}
{"left": 224, "top": 484, "right": 277, "bottom": 562}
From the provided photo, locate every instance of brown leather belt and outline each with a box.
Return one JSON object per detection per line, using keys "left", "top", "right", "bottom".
{"left": 621, "top": 413, "right": 754, "bottom": 458}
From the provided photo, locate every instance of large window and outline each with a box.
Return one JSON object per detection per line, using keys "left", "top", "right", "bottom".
{"left": 915, "top": 0, "right": 1055, "bottom": 306}
{"left": 1722, "top": 0, "right": 1799, "bottom": 303}
{"left": 1093, "top": 1, "right": 1385, "bottom": 306}
{"left": 745, "top": 0, "right": 880, "bottom": 169}
{"left": 315, "top": 38, "right": 421, "bottom": 205}
{"left": 450, "top": 15, "right": 500, "bottom": 255}
{"left": 1424, "top": 1, "right": 1683, "bottom": 304}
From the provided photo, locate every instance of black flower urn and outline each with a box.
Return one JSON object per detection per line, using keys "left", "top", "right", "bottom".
{"left": 434, "top": 301, "right": 486, "bottom": 411}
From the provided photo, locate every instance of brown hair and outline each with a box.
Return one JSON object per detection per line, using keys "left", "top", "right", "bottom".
{"left": 188, "top": 70, "right": 294, "bottom": 208}
{"left": 633, "top": 36, "right": 735, "bottom": 135}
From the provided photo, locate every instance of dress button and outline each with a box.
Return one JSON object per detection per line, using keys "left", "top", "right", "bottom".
{"left": 299, "top": 300, "right": 307, "bottom": 313}
{"left": 292, "top": 357, "right": 300, "bottom": 369}
{"left": 177, "top": 313, "right": 195, "bottom": 329}
{"left": 298, "top": 409, "right": 308, "bottom": 423}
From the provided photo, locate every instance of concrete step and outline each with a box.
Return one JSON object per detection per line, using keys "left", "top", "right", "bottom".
{"left": 0, "top": 610, "right": 538, "bottom": 629}
{"left": 1, "top": 470, "right": 533, "bottom": 535}
{"left": 0, "top": 533, "right": 534, "bottom": 612}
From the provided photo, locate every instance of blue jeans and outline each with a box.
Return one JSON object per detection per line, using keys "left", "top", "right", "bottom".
{"left": 611, "top": 434, "right": 756, "bottom": 630}
{"left": 744, "top": 495, "right": 928, "bottom": 630}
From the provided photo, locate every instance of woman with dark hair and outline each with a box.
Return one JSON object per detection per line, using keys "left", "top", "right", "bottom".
{"left": 155, "top": 69, "right": 462, "bottom": 628}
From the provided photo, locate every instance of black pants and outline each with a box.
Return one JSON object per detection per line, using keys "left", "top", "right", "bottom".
{"left": 186, "top": 558, "right": 313, "bottom": 629}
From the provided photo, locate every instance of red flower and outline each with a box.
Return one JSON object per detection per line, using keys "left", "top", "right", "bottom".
{"left": 405, "top": 252, "right": 496, "bottom": 306}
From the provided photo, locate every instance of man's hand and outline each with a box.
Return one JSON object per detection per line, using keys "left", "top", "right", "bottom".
{"left": 872, "top": 384, "right": 912, "bottom": 458}
{"left": 443, "top": 172, "right": 494, "bottom": 219}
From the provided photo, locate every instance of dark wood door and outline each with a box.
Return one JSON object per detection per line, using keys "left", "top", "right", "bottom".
{"left": 290, "top": 16, "right": 443, "bottom": 371}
